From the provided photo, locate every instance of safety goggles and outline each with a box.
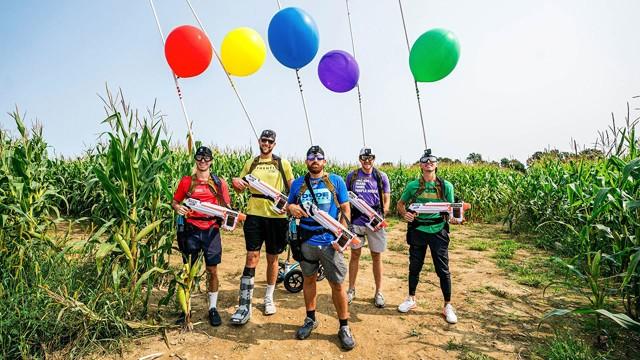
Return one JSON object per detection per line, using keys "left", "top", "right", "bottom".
{"left": 359, "top": 155, "right": 375, "bottom": 162}
{"left": 306, "top": 154, "right": 325, "bottom": 161}
{"left": 419, "top": 156, "right": 438, "bottom": 164}
{"left": 260, "top": 138, "right": 275, "bottom": 144}
{"left": 195, "top": 155, "right": 212, "bottom": 162}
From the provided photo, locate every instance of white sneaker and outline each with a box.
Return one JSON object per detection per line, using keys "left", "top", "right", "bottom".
{"left": 443, "top": 303, "right": 458, "bottom": 324}
{"left": 374, "top": 292, "right": 385, "bottom": 308}
{"left": 397, "top": 296, "right": 417, "bottom": 313}
{"left": 264, "top": 296, "right": 276, "bottom": 315}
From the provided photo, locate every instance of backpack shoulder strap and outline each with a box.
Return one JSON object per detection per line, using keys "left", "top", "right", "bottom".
{"left": 322, "top": 174, "right": 341, "bottom": 211}
{"left": 302, "top": 173, "right": 318, "bottom": 206}
{"left": 372, "top": 167, "right": 385, "bottom": 209}
{"left": 273, "top": 154, "right": 290, "bottom": 193}
{"left": 435, "top": 176, "right": 447, "bottom": 201}
{"left": 247, "top": 156, "right": 261, "bottom": 174}
{"left": 187, "top": 174, "right": 198, "bottom": 197}
{"left": 209, "top": 173, "right": 230, "bottom": 208}
{"left": 406, "top": 176, "right": 426, "bottom": 209}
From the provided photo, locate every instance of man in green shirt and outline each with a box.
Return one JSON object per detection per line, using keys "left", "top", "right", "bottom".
{"left": 396, "top": 150, "right": 458, "bottom": 324}
{"left": 230, "top": 129, "right": 294, "bottom": 325}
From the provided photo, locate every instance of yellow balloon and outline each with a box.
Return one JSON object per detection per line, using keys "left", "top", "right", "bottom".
{"left": 221, "top": 27, "right": 267, "bottom": 77}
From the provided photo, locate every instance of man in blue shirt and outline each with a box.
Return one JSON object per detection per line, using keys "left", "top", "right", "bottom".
{"left": 287, "top": 145, "right": 356, "bottom": 350}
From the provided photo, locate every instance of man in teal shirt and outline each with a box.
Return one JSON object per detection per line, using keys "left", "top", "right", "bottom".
{"left": 396, "top": 149, "right": 458, "bottom": 324}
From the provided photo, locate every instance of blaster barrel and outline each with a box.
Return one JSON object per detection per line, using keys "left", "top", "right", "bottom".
{"left": 184, "top": 198, "right": 246, "bottom": 231}
{"left": 347, "top": 191, "right": 388, "bottom": 231}
{"left": 302, "top": 202, "right": 359, "bottom": 252}
{"left": 408, "top": 202, "right": 471, "bottom": 223}
{"left": 243, "top": 174, "right": 288, "bottom": 213}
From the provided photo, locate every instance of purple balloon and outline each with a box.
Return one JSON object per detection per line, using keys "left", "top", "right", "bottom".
{"left": 317, "top": 50, "right": 359, "bottom": 93}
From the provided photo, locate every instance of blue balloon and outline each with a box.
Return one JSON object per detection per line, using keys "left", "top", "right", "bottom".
{"left": 268, "top": 7, "right": 319, "bottom": 69}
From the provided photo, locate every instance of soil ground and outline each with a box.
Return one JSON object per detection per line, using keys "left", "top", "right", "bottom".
{"left": 99, "top": 221, "right": 569, "bottom": 360}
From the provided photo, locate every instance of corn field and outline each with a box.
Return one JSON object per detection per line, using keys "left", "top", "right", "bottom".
{"left": 1, "top": 92, "right": 639, "bottom": 358}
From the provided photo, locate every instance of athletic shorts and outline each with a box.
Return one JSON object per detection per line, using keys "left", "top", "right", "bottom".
{"left": 300, "top": 242, "right": 347, "bottom": 284}
{"left": 183, "top": 225, "right": 222, "bottom": 266}
{"left": 243, "top": 215, "right": 288, "bottom": 255}
{"left": 350, "top": 224, "right": 387, "bottom": 253}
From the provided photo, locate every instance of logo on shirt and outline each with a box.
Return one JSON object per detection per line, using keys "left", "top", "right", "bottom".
{"left": 300, "top": 188, "right": 332, "bottom": 205}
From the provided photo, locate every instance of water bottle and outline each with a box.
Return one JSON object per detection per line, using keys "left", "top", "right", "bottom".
{"left": 177, "top": 215, "right": 185, "bottom": 234}
{"left": 289, "top": 218, "right": 297, "bottom": 235}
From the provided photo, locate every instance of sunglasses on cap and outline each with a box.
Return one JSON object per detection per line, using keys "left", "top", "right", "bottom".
{"left": 359, "top": 155, "right": 375, "bottom": 161}
{"left": 195, "top": 155, "right": 212, "bottom": 162}
{"left": 260, "top": 138, "right": 275, "bottom": 144}
{"left": 420, "top": 156, "right": 438, "bottom": 164}
{"left": 306, "top": 154, "right": 325, "bottom": 161}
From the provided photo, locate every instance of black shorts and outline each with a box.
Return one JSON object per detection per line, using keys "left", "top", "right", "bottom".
{"left": 183, "top": 225, "right": 222, "bottom": 266}
{"left": 243, "top": 215, "right": 288, "bottom": 255}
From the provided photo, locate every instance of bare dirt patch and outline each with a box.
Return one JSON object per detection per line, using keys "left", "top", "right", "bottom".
{"left": 98, "top": 223, "right": 563, "bottom": 360}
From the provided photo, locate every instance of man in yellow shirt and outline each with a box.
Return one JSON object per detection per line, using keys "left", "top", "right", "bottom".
{"left": 230, "top": 130, "right": 294, "bottom": 325}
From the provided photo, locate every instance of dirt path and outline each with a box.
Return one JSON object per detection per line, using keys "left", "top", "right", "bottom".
{"left": 113, "top": 222, "right": 559, "bottom": 360}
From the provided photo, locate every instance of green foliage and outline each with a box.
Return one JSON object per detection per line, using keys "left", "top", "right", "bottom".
{"left": 2, "top": 94, "right": 639, "bottom": 357}
{"left": 533, "top": 331, "right": 607, "bottom": 360}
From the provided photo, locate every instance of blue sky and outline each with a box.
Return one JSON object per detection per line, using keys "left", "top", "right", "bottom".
{"left": 1, "top": 0, "right": 639, "bottom": 164}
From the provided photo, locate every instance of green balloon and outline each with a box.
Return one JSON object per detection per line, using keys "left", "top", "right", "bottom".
{"left": 409, "top": 28, "right": 460, "bottom": 82}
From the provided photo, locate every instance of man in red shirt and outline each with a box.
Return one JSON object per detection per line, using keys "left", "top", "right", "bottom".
{"left": 172, "top": 146, "right": 231, "bottom": 327}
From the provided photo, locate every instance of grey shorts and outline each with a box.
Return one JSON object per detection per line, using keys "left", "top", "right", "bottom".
{"left": 300, "top": 242, "right": 347, "bottom": 284}
{"left": 351, "top": 224, "right": 387, "bottom": 253}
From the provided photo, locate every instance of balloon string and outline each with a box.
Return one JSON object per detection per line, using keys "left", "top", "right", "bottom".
{"left": 276, "top": 0, "right": 282, "bottom": 10}
{"left": 148, "top": 0, "right": 195, "bottom": 153}
{"left": 184, "top": 0, "right": 259, "bottom": 140}
{"left": 296, "top": 69, "right": 314, "bottom": 145}
{"left": 345, "top": 0, "right": 366, "bottom": 147}
{"left": 398, "top": 0, "right": 428, "bottom": 149}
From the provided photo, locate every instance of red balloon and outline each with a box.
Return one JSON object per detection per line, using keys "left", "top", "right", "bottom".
{"left": 164, "top": 25, "right": 212, "bottom": 78}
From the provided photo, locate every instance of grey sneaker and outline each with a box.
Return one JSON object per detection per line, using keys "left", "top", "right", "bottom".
{"left": 296, "top": 317, "right": 318, "bottom": 340}
{"left": 347, "top": 288, "right": 356, "bottom": 305}
{"left": 338, "top": 325, "right": 356, "bottom": 350}
{"left": 374, "top": 292, "right": 385, "bottom": 308}
{"left": 230, "top": 276, "right": 253, "bottom": 325}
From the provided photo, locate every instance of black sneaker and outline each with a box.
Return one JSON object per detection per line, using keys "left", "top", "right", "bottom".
{"left": 296, "top": 317, "right": 318, "bottom": 340}
{"left": 209, "top": 308, "right": 221, "bottom": 327}
{"left": 338, "top": 325, "right": 356, "bottom": 350}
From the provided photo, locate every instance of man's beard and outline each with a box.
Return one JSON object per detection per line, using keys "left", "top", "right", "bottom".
{"left": 260, "top": 146, "right": 271, "bottom": 155}
{"left": 307, "top": 163, "right": 323, "bottom": 174}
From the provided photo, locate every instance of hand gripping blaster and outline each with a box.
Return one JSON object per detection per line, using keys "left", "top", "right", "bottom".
{"left": 243, "top": 174, "right": 287, "bottom": 213}
{"left": 184, "top": 198, "right": 246, "bottom": 231}
{"left": 302, "top": 202, "right": 360, "bottom": 252}
{"left": 407, "top": 202, "right": 471, "bottom": 224}
{"left": 348, "top": 191, "right": 388, "bottom": 231}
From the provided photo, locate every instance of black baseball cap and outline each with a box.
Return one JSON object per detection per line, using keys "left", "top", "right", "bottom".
{"left": 260, "top": 129, "right": 276, "bottom": 141}
{"left": 195, "top": 146, "right": 213, "bottom": 158}
{"left": 306, "top": 145, "right": 325, "bottom": 156}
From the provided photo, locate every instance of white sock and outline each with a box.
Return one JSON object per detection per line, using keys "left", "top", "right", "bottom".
{"left": 265, "top": 284, "right": 275, "bottom": 299}
{"left": 208, "top": 291, "right": 218, "bottom": 310}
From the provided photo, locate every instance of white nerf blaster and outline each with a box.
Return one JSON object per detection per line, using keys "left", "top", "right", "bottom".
{"left": 347, "top": 191, "right": 388, "bottom": 231}
{"left": 243, "top": 174, "right": 288, "bottom": 213}
{"left": 184, "top": 198, "right": 246, "bottom": 231}
{"left": 302, "top": 202, "right": 361, "bottom": 252}
{"left": 407, "top": 202, "right": 471, "bottom": 224}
